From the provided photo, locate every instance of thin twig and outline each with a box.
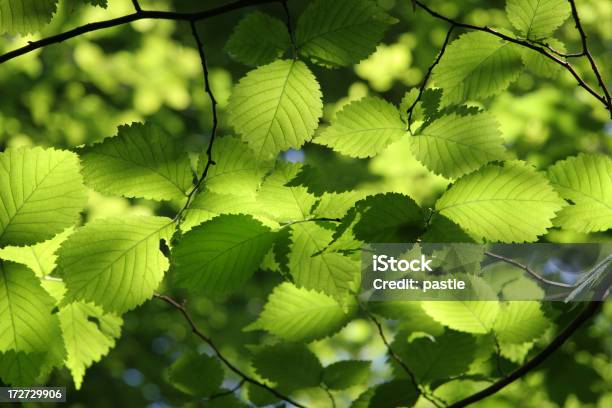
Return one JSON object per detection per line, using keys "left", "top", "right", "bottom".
{"left": 484, "top": 251, "right": 573, "bottom": 289}
{"left": 0, "top": 0, "right": 284, "bottom": 64}
{"left": 413, "top": 0, "right": 610, "bottom": 113}
{"left": 407, "top": 24, "right": 454, "bottom": 134}
{"left": 529, "top": 39, "right": 584, "bottom": 58}
{"left": 321, "top": 385, "right": 336, "bottom": 408}
{"left": 207, "top": 379, "right": 246, "bottom": 401}
{"left": 154, "top": 293, "right": 305, "bottom": 408}
{"left": 281, "top": 0, "right": 297, "bottom": 59}
{"left": 131, "top": 0, "right": 142, "bottom": 13}
{"left": 357, "top": 300, "right": 446, "bottom": 408}
{"left": 447, "top": 301, "right": 602, "bottom": 407}
{"left": 174, "top": 21, "right": 218, "bottom": 226}
{"left": 567, "top": 0, "right": 611, "bottom": 108}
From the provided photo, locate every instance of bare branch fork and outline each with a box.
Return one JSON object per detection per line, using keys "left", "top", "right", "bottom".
{"left": 413, "top": 0, "right": 611, "bottom": 115}
{"left": 153, "top": 294, "right": 306, "bottom": 408}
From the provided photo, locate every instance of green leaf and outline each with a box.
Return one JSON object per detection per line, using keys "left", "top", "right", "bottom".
{"left": 493, "top": 301, "right": 550, "bottom": 344}
{"left": 411, "top": 112, "right": 506, "bottom": 179}
{"left": 506, "top": 0, "right": 570, "bottom": 39}
{"left": 0, "top": 147, "right": 87, "bottom": 247}
{"left": 168, "top": 351, "right": 223, "bottom": 397}
{"left": 349, "top": 193, "right": 425, "bottom": 242}
{"left": 296, "top": 0, "right": 396, "bottom": 67}
{"left": 227, "top": 60, "right": 323, "bottom": 159}
{"left": 435, "top": 161, "right": 564, "bottom": 242}
{"left": 59, "top": 302, "right": 122, "bottom": 389}
{"left": 57, "top": 216, "right": 174, "bottom": 313}
{"left": 422, "top": 298, "right": 500, "bottom": 334}
{"left": 225, "top": 11, "right": 291, "bottom": 66}
{"left": 0, "top": 350, "right": 47, "bottom": 385}
{"left": 313, "top": 191, "right": 368, "bottom": 219}
{"left": 547, "top": 153, "right": 612, "bottom": 233}
{"left": 0, "top": 261, "right": 63, "bottom": 354}
{"left": 79, "top": 123, "right": 192, "bottom": 201}
{"left": 246, "top": 282, "right": 354, "bottom": 342}
{"left": 432, "top": 32, "right": 523, "bottom": 105}
{"left": 289, "top": 223, "right": 359, "bottom": 301}
{"left": 370, "top": 380, "right": 419, "bottom": 408}
{"left": 173, "top": 214, "right": 276, "bottom": 295}
{"left": 256, "top": 162, "right": 318, "bottom": 222}
{"left": 204, "top": 136, "right": 273, "bottom": 196}
{"left": 0, "top": 0, "right": 57, "bottom": 34}
{"left": 395, "top": 331, "right": 477, "bottom": 384}
{"left": 0, "top": 228, "right": 72, "bottom": 277}
{"left": 182, "top": 191, "right": 270, "bottom": 232}
{"left": 252, "top": 343, "right": 322, "bottom": 389}
{"left": 420, "top": 214, "right": 475, "bottom": 243}
{"left": 315, "top": 97, "right": 406, "bottom": 158}
{"left": 322, "top": 360, "right": 370, "bottom": 390}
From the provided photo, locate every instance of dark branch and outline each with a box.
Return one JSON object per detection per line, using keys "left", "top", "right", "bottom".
{"left": 447, "top": 301, "right": 602, "bottom": 407}
{"left": 281, "top": 0, "right": 297, "bottom": 59}
{"left": 321, "top": 385, "right": 336, "bottom": 408}
{"left": 207, "top": 379, "right": 245, "bottom": 401}
{"left": 131, "top": 0, "right": 142, "bottom": 13}
{"left": 413, "top": 0, "right": 610, "bottom": 113}
{"left": 174, "top": 21, "right": 218, "bottom": 226}
{"left": 484, "top": 251, "right": 573, "bottom": 289}
{"left": 0, "top": 0, "right": 283, "bottom": 64}
{"left": 154, "top": 293, "right": 306, "bottom": 408}
{"left": 406, "top": 24, "right": 454, "bottom": 134}
{"left": 567, "top": 0, "right": 611, "bottom": 108}
{"left": 358, "top": 301, "right": 446, "bottom": 408}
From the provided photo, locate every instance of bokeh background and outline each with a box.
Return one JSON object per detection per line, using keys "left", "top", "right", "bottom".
{"left": 0, "top": 0, "right": 610, "bottom": 406}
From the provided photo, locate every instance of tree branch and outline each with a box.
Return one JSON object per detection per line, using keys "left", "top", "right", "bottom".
{"left": 406, "top": 24, "right": 454, "bottom": 134}
{"left": 174, "top": 21, "right": 218, "bottom": 226}
{"left": 131, "top": 0, "right": 142, "bottom": 13}
{"left": 153, "top": 293, "right": 306, "bottom": 408}
{"left": 567, "top": 0, "right": 611, "bottom": 108}
{"left": 413, "top": 0, "right": 611, "bottom": 114}
{"left": 447, "top": 301, "right": 602, "bottom": 407}
{"left": 484, "top": 251, "right": 574, "bottom": 289}
{"left": 207, "top": 379, "right": 245, "bottom": 401}
{"left": 0, "top": 0, "right": 283, "bottom": 64}
{"left": 281, "top": 0, "right": 297, "bottom": 59}
{"left": 358, "top": 301, "right": 446, "bottom": 408}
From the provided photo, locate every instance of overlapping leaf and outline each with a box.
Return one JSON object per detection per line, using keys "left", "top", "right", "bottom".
{"left": 227, "top": 59, "right": 322, "bottom": 159}
{"left": 57, "top": 216, "right": 174, "bottom": 313}
{"left": 80, "top": 123, "right": 192, "bottom": 201}
{"left": 225, "top": 11, "right": 291, "bottom": 66}
{"left": 315, "top": 97, "right": 406, "bottom": 158}
{"left": 256, "top": 162, "right": 318, "bottom": 222}
{"left": 246, "top": 282, "right": 354, "bottom": 342}
{"left": 493, "top": 301, "right": 550, "bottom": 344}
{"left": 289, "top": 222, "right": 359, "bottom": 301}
{"left": 547, "top": 153, "right": 612, "bottom": 232}
{"left": 322, "top": 360, "right": 370, "bottom": 390}
{"left": 59, "top": 302, "right": 122, "bottom": 389}
{"left": 296, "top": 0, "right": 396, "bottom": 67}
{"left": 432, "top": 32, "right": 523, "bottom": 105}
{"left": 173, "top": 214, "right": 276, "bottom": 295}
{"left": 412, "top": 112, "right": 506, "bottom": 179}
{"left": 435, "top": 161, "right": 564, "bottom": 242}
{"left": 0, "top": 147, "right": 87, "bottom": 247}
